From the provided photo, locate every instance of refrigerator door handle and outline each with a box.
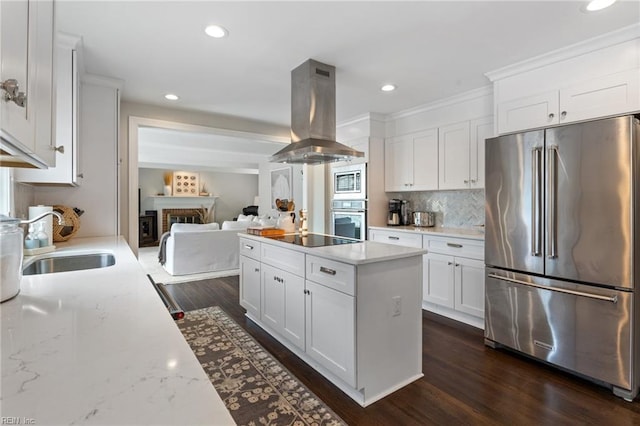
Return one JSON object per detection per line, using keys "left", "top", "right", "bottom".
{"left": 547, "top": 145, "right": 558, "bottom": 259}
{"left": 487, "top": 273, "right": 618, "bottom": 303}
{"left": 531, "top": 147, "right": 542, "bottom": 256}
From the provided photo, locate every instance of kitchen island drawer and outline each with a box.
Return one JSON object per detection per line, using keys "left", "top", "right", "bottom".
{"left": 306, "top": 255, "right": 355, "bottom": 296}
{"left": 261, "top": 243, "right": 305, "bottom": 276}
{"left": 240, "top": 237, "right": 261, "bottom": 260}
{"left": 369, "top": 229, "right": 422, "bottom": 248}
{"left": 424, "top": 235, "right": 484, "bottom": 259}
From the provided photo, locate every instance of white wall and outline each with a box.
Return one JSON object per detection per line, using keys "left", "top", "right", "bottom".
{"left": 138, "top": 168, "right": 258, "bottom": 223}
{"left": 33, "top": 78, "right": 119, "bottom": 239}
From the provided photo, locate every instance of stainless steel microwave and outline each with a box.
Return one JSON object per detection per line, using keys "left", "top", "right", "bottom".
{"left": 332, "top": 163, "right": 366, "bottom": 199}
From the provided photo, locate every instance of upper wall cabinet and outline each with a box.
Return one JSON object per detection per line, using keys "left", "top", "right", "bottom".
{"left": 16, "top": 35, "right": 82, "bottom": 185}
{"left": 489, "top": 34, "right": 640, "bottom": 135}
{"left": 385, "top": 128, "right": 438, "bottom": 192}
{"left": 0, "top": 0, "right": 55, "bottom": 168}
{"left": 438, "top": 117, "right": 492, "bottom": 190}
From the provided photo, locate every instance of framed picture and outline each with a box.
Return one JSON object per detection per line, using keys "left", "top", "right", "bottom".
{"left": 173, "top": 171, "right": 199, "bottom": 196}
{"left": 270, "top": 167, "right": 292, "bottom": 208}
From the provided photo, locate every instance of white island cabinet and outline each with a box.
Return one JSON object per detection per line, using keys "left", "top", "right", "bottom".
{"left": 239, "top": 234, "right": 425, "bottom": 407}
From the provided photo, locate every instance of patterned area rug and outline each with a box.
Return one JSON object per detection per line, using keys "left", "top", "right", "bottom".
{"left": 176, "top": 306, "right": 346, "bottom": 426}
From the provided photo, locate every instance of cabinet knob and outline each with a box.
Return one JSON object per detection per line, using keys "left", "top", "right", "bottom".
{"left": 548, "top": 113, "right": 555, "bottom": 120}
{"left": 560, "top": 111, "right": 567, "bottom": 119}
{"left": 455, "top": 263, "right": 460, "bottom": 267}
{"left": 464, "top": 180, "right": 469, "bottom": 184}
{"left": 53, "top": 145, "right": 65, "bottom": 154}
{"left": 447, "top": 261, "right": 453, "bottom": 265}
{"left": 1, "top": 79, "right": 26, "bottom": 108}
{"left": 470, "top": 179, "right": 476, "bottom": 183}
{"left": 254, "top": 268, "right": 259, "bottom": 272}
{"left": 77, "top": 173, "right": 84, "bottom": 179}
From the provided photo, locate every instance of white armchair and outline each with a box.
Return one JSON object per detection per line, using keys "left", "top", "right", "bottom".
{"left": 163, "top": 223, "right": 242, "bottom": 276}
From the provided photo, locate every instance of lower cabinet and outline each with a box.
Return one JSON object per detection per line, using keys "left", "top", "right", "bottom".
{"left": 238, "top": 236, "right": 423, "bottom": 407}
{"left": 304, "top": 280, "right": 355, "bottom": 386}
{"left": 422, "top": 235, "right": 485, "bottom": 328}
{"left": 239, "top": 255, "right": 261, "bottom": 318}
{"left": 261, "top": 263, "right": 305, "bottom": 350}
{"left": 423, "top": 251, "right": 485, "bottom": 318}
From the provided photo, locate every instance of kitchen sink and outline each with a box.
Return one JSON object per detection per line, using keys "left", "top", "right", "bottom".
{"left": 23, "top": 252, "right": 116, "bottom": 275}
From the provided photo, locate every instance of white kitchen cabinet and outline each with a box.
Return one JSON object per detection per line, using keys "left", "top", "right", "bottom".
{"left": 239, "top": 255, "right": 261, "bottom": 318}
{"left": 305, "top": 279, "right": 356, "bottom": 386}
{"left": 385, "top": 128, "right": 438, "bottom": 191}
{"left": 423, "top": 235, "right": 485, "bottom": 328}
{"left": 438, "top": 121, "right": 470, "bottom": 190}
{"left": 423, "top": 252, "right": 455, "bottom": 308}
{"left": 438, "top": 118, "right": 493, "bottom": 190}
{"left": 239, "top": 236, "right": 423, "bottom": 407}
{"left": 0, "top": 0, "right": 55, "bottom": 168}
{"left": 261, "top": 263, "right": 306, "bottom": 350}
{"left": 498, "top": 70, "right": 640, "bottom": 134}
{"left": 369, "top": 228, "right": 423, "bottom": 248}
{"left": 490, "top": 35, "right": 640, "bottom": 135}
{"left": 454, "top": 256, "right": 485, "bottom": 318}
{"left": 16, "top": 35, "right": 82, "bottom": 185}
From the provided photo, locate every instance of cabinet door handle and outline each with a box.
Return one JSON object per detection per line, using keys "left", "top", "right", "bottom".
{"left": 464, "top": 180, "right": 469, "bottom": 184}
{"left": 254, "top": 268, "right": 259, "bottom": 272}
{"left": 560, "top": 111, "right": 567, "bottom": 119}
{"left": 319, "top": 266, "right": 337, "bottom": 276}
{"left": 548, "top": 113, "right": 555, "bottom": 120}
{"left": 77, "top": 173, "right": 84, "bottom": 179}
{"left": 53, "top": 145, "right": 64, "bottom": 154}
{"left": 455, "top": 263, "right": 460, "bottom": 267}
{"left": 447, "top": 261, "right": 453, "bottom": 265}
{"left": 388, "top": 236, "right": 400, "bottom": 240}
{"left": 304, "top": 289, "right": 311, "bottom": 295}
{"left": 243, "top": 244, "right": 254, "bottom": 250}
{"left": 1, "top": 79, "right": 26, "bottom": 107}
{"left": 446, "top": 242, "right": 463, "bottom": 248}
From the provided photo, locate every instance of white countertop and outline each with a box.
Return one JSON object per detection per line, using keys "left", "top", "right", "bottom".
{"left": 369, "top": 225, "right": 485, "bottom": 241}
{"left": 241, "top": 233, "right": 426, "bottom": 265}
{"left": 0, "top": 236, "right": 235, "bottom": 425}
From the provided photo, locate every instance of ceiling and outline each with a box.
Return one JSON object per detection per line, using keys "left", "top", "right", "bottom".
{"left": 56, "top": 1, "right": 639, "bottom": 170}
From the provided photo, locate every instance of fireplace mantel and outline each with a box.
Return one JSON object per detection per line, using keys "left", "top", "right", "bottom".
{"left": 148, "top": 195, "right": 218, "bottom": 211}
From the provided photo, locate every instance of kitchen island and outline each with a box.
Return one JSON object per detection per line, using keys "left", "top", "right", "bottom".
{"left": 0, "top": 236, "right": 234, "bottom": 425}
{"left": 238, "top": 233, "right": 426, "bottom": 407}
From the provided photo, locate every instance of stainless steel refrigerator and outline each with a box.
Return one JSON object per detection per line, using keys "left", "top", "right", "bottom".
{"left": 484, "top": 115, "right": 640, "bottom": 401}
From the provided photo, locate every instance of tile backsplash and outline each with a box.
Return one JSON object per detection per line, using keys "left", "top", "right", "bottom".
{"left": 387, "top": 189, "right": 485, "bottom": 228}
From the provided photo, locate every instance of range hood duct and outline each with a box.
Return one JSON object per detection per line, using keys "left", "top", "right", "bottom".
{"left": 270, "top": 59, "right": 364, "bottom": 165}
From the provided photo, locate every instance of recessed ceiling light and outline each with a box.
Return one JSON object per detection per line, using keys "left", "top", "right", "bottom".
{"left": 164, "top": 94, "right": 179, "bottom": 101}
{"left": 585, "top": 0, "right": 617, "bottom": 11}
{"left": 381, "top": 84, "right": 396, "bottom": 92}
{"left": 205, "top": 25, "right": 228, "bottom": 38}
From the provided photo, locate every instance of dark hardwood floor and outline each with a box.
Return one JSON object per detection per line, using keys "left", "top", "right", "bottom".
{"left": 165, "top": 276, "right": 640, "bottom": 425}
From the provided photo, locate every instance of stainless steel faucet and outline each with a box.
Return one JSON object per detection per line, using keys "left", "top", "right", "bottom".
{"left": 20, "top": 211, "right": 66, "bottom": 226}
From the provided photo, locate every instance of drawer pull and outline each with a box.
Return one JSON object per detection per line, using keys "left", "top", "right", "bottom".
{"left": 273, "top": 276, "right": 283, "bottom": 283}
{"left": 388, "top": 236, "right": 400, "bottom": 240}
{"left": 243, "top": 244, "right": 254, "bottom": 250}
{"left": 319, "top": 266, "right": 337, "bottom": 276}
{"left": 446, "top": 242, "right": 463, "bottom": 248}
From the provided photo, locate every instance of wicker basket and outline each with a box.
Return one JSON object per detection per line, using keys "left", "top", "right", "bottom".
{"left": 52, "top": 205, "right": 81, "bottom": 242}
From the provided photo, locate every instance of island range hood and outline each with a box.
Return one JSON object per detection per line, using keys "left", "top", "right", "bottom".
{"left": 270, "top": 59, "right": 364, "bottom": 165}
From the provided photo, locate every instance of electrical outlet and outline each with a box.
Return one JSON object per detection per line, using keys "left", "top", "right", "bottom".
{"left": 392, "top": 296, "right": 401, "bottom": 317}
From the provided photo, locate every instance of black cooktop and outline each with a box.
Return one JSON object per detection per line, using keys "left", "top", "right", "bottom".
{"left": 266, "top": 233, "right": 361, "bottom": 248}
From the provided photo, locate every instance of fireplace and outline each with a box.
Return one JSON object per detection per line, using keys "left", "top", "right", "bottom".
{"left": 161, "top": 208, "right": 207, "bottom": 234}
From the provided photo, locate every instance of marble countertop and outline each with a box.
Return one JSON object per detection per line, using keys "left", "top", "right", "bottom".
{"left": 369, "top": 225, "right": 485, "bottom": 241}
{"left": 241, "top": 233, "right": 426, "bottom": 265}
{"left": 1, "top": 236, "right": 235, "bottom": 425}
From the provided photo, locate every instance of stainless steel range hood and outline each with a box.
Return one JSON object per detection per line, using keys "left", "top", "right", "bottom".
{"left": 270, "top": 59, "right": 364, "bottom": 165}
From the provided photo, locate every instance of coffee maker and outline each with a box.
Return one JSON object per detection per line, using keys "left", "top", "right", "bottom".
{"left": 388, "top": 199, "right": 409, "bottom": 226}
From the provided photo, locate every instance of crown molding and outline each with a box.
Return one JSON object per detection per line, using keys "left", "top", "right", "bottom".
{"left": 486, "top": 23, "right": 640, "bottom": 82}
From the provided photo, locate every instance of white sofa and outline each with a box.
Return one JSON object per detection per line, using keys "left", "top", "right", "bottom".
{"left": 163, "top": 222, "right": 242, "bottom": 276}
